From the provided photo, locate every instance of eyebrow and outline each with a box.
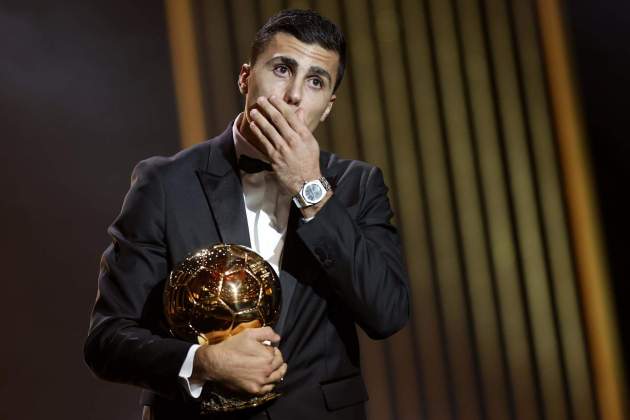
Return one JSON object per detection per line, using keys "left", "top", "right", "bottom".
{"left": 267, "top": 56, "right": 333, "bottom": 86}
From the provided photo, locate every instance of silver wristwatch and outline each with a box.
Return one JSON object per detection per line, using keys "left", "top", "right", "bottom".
{"left": 292, "top": 177, "right": 332, "bottom": 208}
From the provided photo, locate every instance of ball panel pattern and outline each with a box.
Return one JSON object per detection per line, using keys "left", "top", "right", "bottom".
{"left": 163, "top": 244, "right": 281, "bottom": 345}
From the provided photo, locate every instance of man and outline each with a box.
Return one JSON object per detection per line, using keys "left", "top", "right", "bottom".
{"left": 84, "top": 9, "right": 409, "bottom": 420}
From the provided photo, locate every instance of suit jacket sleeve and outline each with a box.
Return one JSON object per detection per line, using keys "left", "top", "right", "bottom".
{"left": 296, "top": 166, "right": 410, "bottom": 339}
{"left": 83, "top": 159, "right": 191, "bottom": 398}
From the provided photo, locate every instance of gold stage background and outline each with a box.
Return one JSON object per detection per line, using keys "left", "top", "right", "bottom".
{"left": 165, "top": 1, "right": 625, "bottom": 419}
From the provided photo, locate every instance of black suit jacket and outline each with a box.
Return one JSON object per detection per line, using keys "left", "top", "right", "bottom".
{"left": 84, "top": 123, "right": 410, "bottom": 419}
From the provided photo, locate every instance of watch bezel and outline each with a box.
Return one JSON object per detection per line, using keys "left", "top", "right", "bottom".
{"left": 302, "top": 180, "right": 326, "bottom": 204}
{"left": 293, "top": 177, "right": 332, "bottom": 208}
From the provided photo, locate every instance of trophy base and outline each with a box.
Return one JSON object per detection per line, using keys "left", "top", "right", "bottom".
{"left": 200, "top": 388, "right": 281, "bottom": 414}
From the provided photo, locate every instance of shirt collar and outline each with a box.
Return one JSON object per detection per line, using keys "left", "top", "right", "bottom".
{"left": 232, "top": 113, "right": 270, "bottom": 164}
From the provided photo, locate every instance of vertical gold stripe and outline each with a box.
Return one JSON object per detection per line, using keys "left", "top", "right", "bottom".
{"left": 425, "top": 0, "right": 485, "bottom": 417}
{"left": 232, "top": 0, "right": 258, "bottom": 65}
{"left": 164, "top": 0, "right": 207, "bottom": 148}
{"left": 537, "top": 1, "right": 627, "bottom": 419}
{"left": 511, "top": 1, "right": 596, "bottom": 419}
{"left": 485, "top": 0, "right": 570, "bottom": 418}
{"left": 370, "top": 1, "right": 425, "bottom": 416}
{"left": 341, "top": 2, "right": 393, "bottom": 419}
{"left": 457, "top": 0, "right": 539, "bottom": 418}
{"left": 199, "top": 0, "right": 240, "bottom": 134}
{"left": 358, "top": 333, "right": 392, "bottom": 420}
{"left": 399, "top": 0, "right": 453, "bottom": 417}
{"left": 259, "top": 0, "right": 284, "bottom": 21}
{"left": 287, "top": 0, "right": 311, "bottom": 9}
{"left": 449, "top": 0, "right": 513, "bottom": 418}
{"left": 340, "top": 0, "right": 390, "bottom": 179}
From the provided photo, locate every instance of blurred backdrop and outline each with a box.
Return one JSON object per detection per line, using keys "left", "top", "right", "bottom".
{"left": 1, "top": 1, "right": 628, "bottom": 419}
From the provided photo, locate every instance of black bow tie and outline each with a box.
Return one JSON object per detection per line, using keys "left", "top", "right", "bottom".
{"left": 238, "top": 154, "right": 273, "bottom": 174}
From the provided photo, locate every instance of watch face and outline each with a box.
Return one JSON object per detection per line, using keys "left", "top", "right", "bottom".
{"left": 303, "top": 182, "right": 324, "bottom": 203}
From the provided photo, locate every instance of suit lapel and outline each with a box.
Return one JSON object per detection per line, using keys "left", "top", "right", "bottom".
{"left": 196, "top": 125, "right": 251, "bottom": 248}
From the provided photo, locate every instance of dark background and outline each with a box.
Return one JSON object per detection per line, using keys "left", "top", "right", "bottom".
{"left": 564, "top": 0, "right": 630, "bottom": 368}
{"left": 0, "top": 1, "right": 627, "bottom": 419}
{"left": 0, "top": 1, "right": 179, "bottom": 418}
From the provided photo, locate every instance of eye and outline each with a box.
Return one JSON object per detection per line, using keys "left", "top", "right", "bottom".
{"left": 308, "top": 77, "right": 324, "bottom": 89}
{"left": 273, "top": 64, "right": 290, "bottom": 77}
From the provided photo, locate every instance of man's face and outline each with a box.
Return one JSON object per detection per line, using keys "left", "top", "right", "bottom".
{"left": 239, "top": 32, "right": 339, "bottom": 132}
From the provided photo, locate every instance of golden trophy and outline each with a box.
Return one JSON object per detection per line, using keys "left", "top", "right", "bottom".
{"left": 163, "top": 244, "right": 282, "bottom": 413}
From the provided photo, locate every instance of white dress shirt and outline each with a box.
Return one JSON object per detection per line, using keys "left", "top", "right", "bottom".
{"left": 178, "top": 114, "right": 292, "bottom": 397}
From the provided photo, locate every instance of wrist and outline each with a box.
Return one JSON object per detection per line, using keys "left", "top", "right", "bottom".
{"left": 291, "top": 171, "right": 322, "bottom": 196}
{"left": 192, "top": 344, "right": 219, "bottom": 382}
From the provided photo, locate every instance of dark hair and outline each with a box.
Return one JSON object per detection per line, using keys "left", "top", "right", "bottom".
{"left": 250, "top": 9, "right": 346, "bottom": 92}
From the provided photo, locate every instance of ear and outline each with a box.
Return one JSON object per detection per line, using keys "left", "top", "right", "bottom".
{"left": 320, "top": 94, "right": 336, "bottom": 122}
{"left": 238, "top": 63, "right": 251, "bottom": 94}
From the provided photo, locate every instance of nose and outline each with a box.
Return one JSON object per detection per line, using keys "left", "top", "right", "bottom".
{"left": 283, "top": 79, "right": 302, "bottom": 106}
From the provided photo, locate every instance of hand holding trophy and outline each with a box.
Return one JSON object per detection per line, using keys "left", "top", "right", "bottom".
{"left": 163, "top": 244, "right": 282, "bottom": 414}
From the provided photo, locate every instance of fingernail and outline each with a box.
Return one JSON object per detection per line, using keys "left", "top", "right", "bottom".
{"left": 257, "top": 96, "right": 265, "bottom": 104}
{"left": 270, "top": 95, "right": 276, "bottom": 101}
{"left": 250, "top": 109, "right": 258, "bottom": 115}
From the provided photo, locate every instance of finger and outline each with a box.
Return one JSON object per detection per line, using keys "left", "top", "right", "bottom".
{"left": 259, "top": 383, "right": 276, "bottom": 395}
{"left": 249, "top": 107, "right": 280, "bottom": 140}
{"left": 268, "top": 95, "right": 307, "bottom": 135}
{"left": 267, "top": 362, "right": 288, "bottom": 384}
{"left": 269, "top": 347, "right": 284, "bottom": 371}
{"left": 296, "top": 108, "right": 305, "bottom": 123}
{"left": 260, "top": 340, "right": 276, "bottom": 358}
{"left": 248, "top": 120, "right": 277, "bottom": 158}
{"left": 250, "top": 107, "right": 288, "bottom": 150}
{"left": 250, "top": 326, "right": 281, "bottom": 345}
{"left": 256, "top": 96, "right": 296, "bottom": 141}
